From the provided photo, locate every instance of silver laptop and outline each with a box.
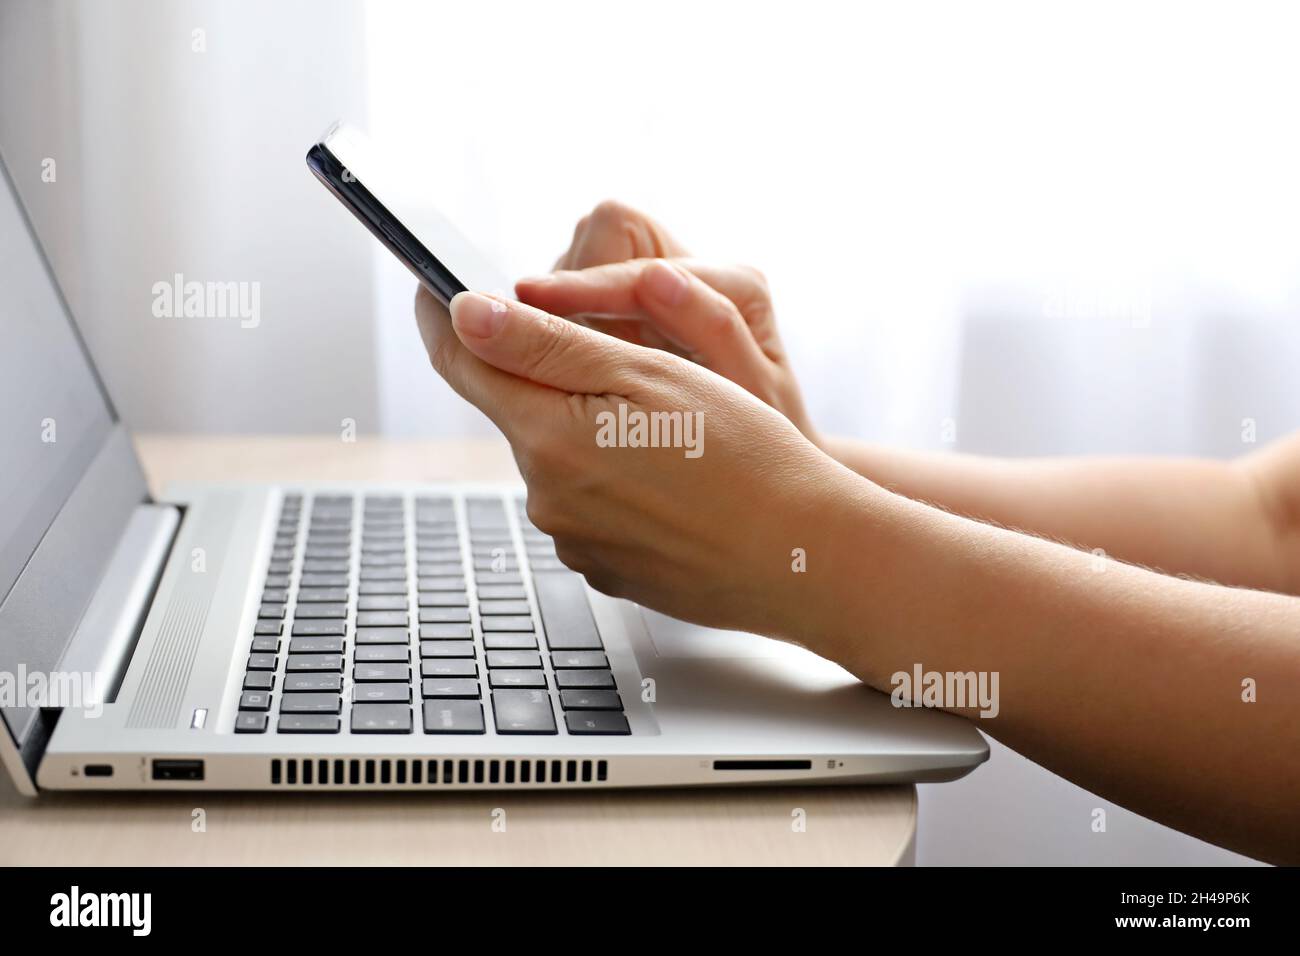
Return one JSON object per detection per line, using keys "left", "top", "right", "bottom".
{"left": 0, "top": 153, "right": 987, "bottom": 794}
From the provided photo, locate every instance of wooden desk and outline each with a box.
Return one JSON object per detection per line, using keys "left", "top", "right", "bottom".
{"left": 0, "top": 435, "right": 916, "bottom": 866}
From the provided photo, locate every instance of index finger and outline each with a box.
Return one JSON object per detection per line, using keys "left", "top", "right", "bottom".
{"left": 556, "top": 200, "right": 689, "bottom": 270}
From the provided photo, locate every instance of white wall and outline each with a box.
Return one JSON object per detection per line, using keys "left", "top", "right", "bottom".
{"left": 0, "top": 0, "right": 380, "bottom": 434}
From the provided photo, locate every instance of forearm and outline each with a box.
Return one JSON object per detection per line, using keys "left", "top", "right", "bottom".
{"left": 800, "top": 481, "right": 1300, "bottom": 863}
{"left": 821, "top": 436, "right": 1293, "bottom": 593}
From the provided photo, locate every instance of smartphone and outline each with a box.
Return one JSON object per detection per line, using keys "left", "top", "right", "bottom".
{"left": 306, "top": 121, "right": 507, "bottom": 306}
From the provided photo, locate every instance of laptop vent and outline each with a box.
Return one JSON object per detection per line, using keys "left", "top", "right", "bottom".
{"left": 269, "top": 758, "right": 608, "bottom": 787}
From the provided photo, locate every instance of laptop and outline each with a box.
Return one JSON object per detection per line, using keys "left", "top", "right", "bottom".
{"left": 0, "top": 151, "right": 987, "bottom": 794}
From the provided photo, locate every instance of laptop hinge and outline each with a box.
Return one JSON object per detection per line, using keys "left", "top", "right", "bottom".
{"left": 56, "top": 503, "right": 181, "bottom": 709}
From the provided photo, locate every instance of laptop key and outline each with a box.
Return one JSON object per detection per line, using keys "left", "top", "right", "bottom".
{"left": 258, "top": 603, "right": 286, "bottom": 619}
{"left": 302, "top": 560, "right": 349, "bottom": 573}
{"left": 239, "top": 691, "right": 272, "bottom": 711}
{"left": 533, "top": 572, "right": 603, "bottom": 650}
{"left": 491, "top": 689, "right": 557, "bottom": 734}
{"left": 244, "top": 672, "right": 275, "bottom": 691}
{"left": 419, "top": 608, "right": 470, "bottom": 624}
{"left": 262, "top": 588, "right": 289, "bottom": 604}
{"left": 421, "top": 678, "right": 480, "bottom": 699}
{"left": 361, "top": 553, "right": 406, "bottom": 567}
{"left": 476, "top": 573, "right": 524, "bottom": 587}
{"left": 250, "top": 636, "right": 280, "bottom": 654}
{"left": 297, "top": 587, "right": 349, "bottom": 603}
{"left": 235, "top": 713, "right": 268, "bottom": 733}
{"left": 360, "top": 580, "right": 407, "bottom": 596}
{"left": 559, "top": 689, "right": 623, "bottom": 711}
{"left": 353, "top": 662, "right": 412, "bottom": 682}
{"left": 484, "top": 634, "right": 538, "bottom": 650}
{"left": 355, "top": 645, "right": 409, "bottom": 663}
{"left": 481, "top": 616, "right": 534, "bottom": 633}
{"left": 360, "top": 567, "right": 406, "bottom": 581}
{"left": 351, "top": 703, "right": 412, "bottom": 734}
{"left": 300, "top": 573, "right": 348, "bottom": 587}
{"left": 477, "top": 584, "right": 526, "bottom": 600}
{"left": 356, "top": 610, "right": 409, "bottom": 627}
{"left": 288, "top": 636, "right": 345, "bottom": 654}
{"left": 355, "top": 627, "right": 410, "bottom": 644}
{"left": 479, "top": 600, "right": 532, "bottom": 616}
{"left": 485, "top": 650, "right": 541, "bottom": 669}
{"left": 421, "top": 660, "right": 478, "bottom": 678}
{"left": 417, "top": 576, "right": 467, "bottom": 592}
{"left": 551, "top": 651, "right": 609, "bottom": 669}
{"left": 555, "top": 670, "right": 616, "bottom": 689}
{"left": 285, "top": 654, "right": 344, "bottom": 673}
{"left": 283, "top": 674, "right": 343, "bottom": 693}
{"left": 247, "top": 653, "right": 277, "bottom": 671}
{"left": 361, "top": 541, "right": 405, "bottom": 553}
{"left": 489, "top": 670, "right": 547, "bottom": 689}
{"left": 280, "top": 693, "right": 342, "bottom": 714}
{"left": 419, "top": 623, "right": 472, "bottom": 640}
{"left": 422, "top": 700, "right": 485, "bottom": 734}
{"left": 416, "top": 548, "right": 461, "bottom": 562}
{"left": 358, "top": 595, "right": 408, "bottom": 611}
{"left": 295, "top": 603, "right": 348, "bottom": 619}
{"left": 264, "top": 573, "right": 291, "bottom": 589}
{"left": 418, "top": 591, "right": 469, "bottom": 607}
{"left": 420, "top": 641, "right": 476, "bottom": 659}
{"left": 471, "top": 540, "right": 514, "bottom": 553}
{"left": 277, "top": 714, "right": 341, "bottom": 733}
{"left": 565, "top": 711, "right": 631, "bottom": 735}
{"left": 292, "top": 620, "right": 346, "bottom": 637}
{"left": 304, "top": 546, "right": 349, "bottom": 560}
{"left": 353, "top": 683, "right": 412, "bottom": 703}
{"left": 253, "top": 620, "right": 283, "bottom": 636}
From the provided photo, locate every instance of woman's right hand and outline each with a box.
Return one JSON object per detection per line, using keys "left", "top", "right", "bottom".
{"left": 516, "top": 201, "right": 821, "bottom": 445}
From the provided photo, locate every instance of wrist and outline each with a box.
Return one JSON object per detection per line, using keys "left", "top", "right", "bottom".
{"left": 766, "top": 459, "right": 905, "bottom": 686}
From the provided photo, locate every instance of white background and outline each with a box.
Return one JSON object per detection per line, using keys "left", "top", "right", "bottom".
{"left": 5, "top": 0, "right": 1295, "bottom": 864}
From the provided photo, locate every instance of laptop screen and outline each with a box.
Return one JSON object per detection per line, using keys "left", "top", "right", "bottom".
{"left": 0, "top": 161, "right": 115, "bottom": 625}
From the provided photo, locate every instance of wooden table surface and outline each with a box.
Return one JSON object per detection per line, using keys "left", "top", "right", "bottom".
{"left": 0, "top": 434, "right": 916, "bottom": 866}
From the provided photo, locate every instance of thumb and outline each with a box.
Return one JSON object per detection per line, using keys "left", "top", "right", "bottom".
{"left": 450, "top": 290, "right": 652, "bottom": 394}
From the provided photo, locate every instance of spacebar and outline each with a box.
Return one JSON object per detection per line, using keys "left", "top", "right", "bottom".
{"left": 532, "top": 571, "right": 603, "bottom": 651}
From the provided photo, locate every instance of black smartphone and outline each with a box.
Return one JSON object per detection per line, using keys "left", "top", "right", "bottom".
{"left": 306, "top": 121, "right": 505, "bottom": 306}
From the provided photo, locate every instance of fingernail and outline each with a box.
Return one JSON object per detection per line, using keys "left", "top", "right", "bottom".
{"left": 644, "top": 260, "right": 688, "bottom": 306}
{"left": 450, "top": 291, "right": 506, "bottom": 338}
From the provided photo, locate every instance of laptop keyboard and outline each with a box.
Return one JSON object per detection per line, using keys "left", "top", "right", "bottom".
{"left": 234, "top": 492, "right": 632, "bottom": 737}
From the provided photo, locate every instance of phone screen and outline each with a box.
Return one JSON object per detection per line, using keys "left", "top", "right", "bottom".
{"left": 309, "top": 122, "right": 510, "bottom": 304}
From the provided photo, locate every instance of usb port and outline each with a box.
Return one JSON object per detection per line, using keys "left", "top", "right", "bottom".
{"left": 152, "top": 759, "right": 204, "bottom": 781}
{"left": 84, "top": 764, "right": 114, "bottom": 777}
